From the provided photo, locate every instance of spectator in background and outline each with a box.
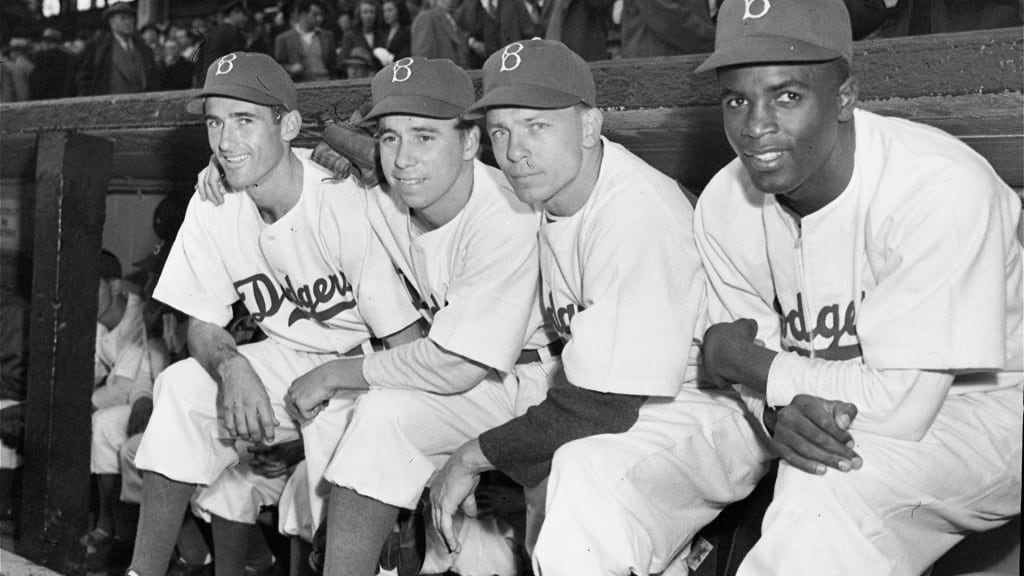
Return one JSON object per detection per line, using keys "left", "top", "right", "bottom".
{"left": 618, "top": 0, "right": 713, "bottom": 58}
{"left": 161, "top": 38, "right": 194, "bottom": 91}
{"left": 373, "top": 0, "right": 411, "bottom": 67}
{"left": 1, "top": 40, "right": 34, "bottom": 102}
{"left": 339, "top": 0, "right": 384, "bottom": 76}
{"left": 168, "top": 22, "right": 199, "bottom": 64}
{"left": 0, "top": 283, "right": 28, "bottom": 531}
{"left": 276, "top": 0, "right": 338, "bottom": 81}
{"left": 76, "top": 2, "right": 159, "bottom": 96}
{"left": 139, "top": 23, "right": 163, "bottom": 65}
{"left": 198, "top": 1, "right": 251, "bottom": 80}
{"left": 245, "top": 9, "right": 273, "bottom": 55}
{"left": 410, "top": 0, "right": 470, "bottom": 68}
{"left": 456, "top": 0, "right": 537, "bottom": 68}
{"left": 543, "top": 0, "right": 615, "bottom": 61}
{"left": 31, "top": 28, "right": 74, "bottom": 99}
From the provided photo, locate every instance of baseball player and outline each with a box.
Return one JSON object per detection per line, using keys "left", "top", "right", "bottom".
{"left": 126, "top": 52, "right": 422, "bottom": 576}
{"left": 86, "top": 250, "right": 167, "bottom": 570}
{"left": 693, "top": 1, "right": 1023, "bottom": 574}
{"left": 429, "top": 39, "right": 772, "bottom": 576}
{"left": 278, "top": 56, "right": 561, "bottom": 576}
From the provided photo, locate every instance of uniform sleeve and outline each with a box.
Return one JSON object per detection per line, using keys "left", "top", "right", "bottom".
{"left": 857, "top": 162, "right": 1021, "bottom": 371}
{"left": 478, "top": 383, "right": 648, "bottom": 487}
{"left": 153, "top": 194, "right": 238, "bottom": 328}
{"left": 363, "top": 337, "right": 488, "bottom": 394}
{"left": 766, "top": 354, "right": 953, "bottom": 441}
{"left": 561, "top": 189, "right": 701, "bottom": 397}
{"left": 427, "top": 207, "right": 540, "bottom": 373}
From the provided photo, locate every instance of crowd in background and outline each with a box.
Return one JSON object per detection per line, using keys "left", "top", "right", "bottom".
{"left": 2, "top": 0, "right": 1022, "bottom": 103}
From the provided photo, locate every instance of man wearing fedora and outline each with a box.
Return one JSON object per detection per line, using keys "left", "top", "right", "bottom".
{"left": 125, "top": 52, "right": 421, "bottom": 576}
{"left": 694, "top": 0, "right": 1023, "bottom": 573}
{"left": 76, "top": 2, "right": 159, "bottom": 96}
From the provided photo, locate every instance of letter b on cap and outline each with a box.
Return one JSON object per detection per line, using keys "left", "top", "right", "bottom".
{"left": 743, "top": 0, "right": 770, "bottom": 19}
{"left": 392, "top": 58, "right": 414, "bottom": 82}
{"left": 216, "top": 53, "right": 237, "bottom": 75}
{"left": 500, "top": 43, "right": 524, "bottom": 72}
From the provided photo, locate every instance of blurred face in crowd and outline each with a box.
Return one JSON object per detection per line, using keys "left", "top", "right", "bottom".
{"left": 434, "top": 0, "right": 453, "bottom": 12}
{"left": 163, "top": 39, "right": 181, "bottom": 63}
{"left": 97, "top": 276, "right": 121, "bottom": 325}
{"left": 108, "top": 13, "right": 137, "bottom": 37}
{"left": 358, "top": 1, "right": 378, "bottom": 30}
{"left": 141, "top": 27, "right": 159, "bottom": 48}
{"left": 337, "top": 12, "right": 353, "bottom": 33}
{"left": 299, "top": 4, "right": 326, "bottom": 31}
{"left": 171, "top": 26, "right": 192, "bottom": 48}
{"left": 382, "top": 1, "right": 399, "bottom": 25}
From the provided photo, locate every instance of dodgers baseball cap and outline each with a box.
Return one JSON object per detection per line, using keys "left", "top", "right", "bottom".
{"left": 186, "top": 52, "right": 297, "bottom": 114}
{"left": 465, "top": 39, "right": 596, "bottom": 116}
{"left": 695, "top": 0, "right": 852, "bottom": 73}
{"left": 361, "top": 57, "right": 476, "bottom": 123}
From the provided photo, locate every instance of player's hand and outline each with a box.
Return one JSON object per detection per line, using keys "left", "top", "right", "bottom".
{"left": 430, "top": 442, "right": 483, "bottom": 555}
{"left": 285, "top": 361, "right": 346, "bottom": 423}
{"left": 769, "top": 394, "right": 862, "bottom": 475}
{"left": 249, "top": 439, "right": 304, "bottom": 478}
{"left": 126, "top": 396, "right": 154, "bottom": 437}
{"left": 700, "top": 318, "right": 759, "bottom": 388}
{"left": 195, "top": 155, "right": 232, "bottom": 206}
{"left": 216, "top": 356, "right": 279, "bottom": 443}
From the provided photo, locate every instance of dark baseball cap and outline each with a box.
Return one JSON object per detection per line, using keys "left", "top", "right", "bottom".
{"left": 465, "top": 39, "right": 596, "bottom": 116}
{"left": 99, "top": 249, "right": 123, "bottom": 280}
{"left": 695, "top": 0, "right": 852, "bottom": 73}
{"left": 361, "top": 57, "right": 476, "bottom": 124}
{"left": 186, "top": 52, "right": 297, "bottom": 114}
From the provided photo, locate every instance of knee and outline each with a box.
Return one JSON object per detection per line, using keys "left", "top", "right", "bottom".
{"left": 550, "top": 436, "right": 611, "bottom": 485}
{"left": 152, "top": 358, "right": 213, "bottom": 403}
{"left": 92, "top": 407, "right": 126, "bottom": 446}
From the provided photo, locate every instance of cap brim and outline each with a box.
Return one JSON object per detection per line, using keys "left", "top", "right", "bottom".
{"left": 185, "top": 86, "right": 290, "bottom": 114}
{"left": 464, "top": 85, "right": 584, "bottom": 117}
{"left": 695, "top": 35, "right": 844, "bottom": 73}
{"left": 361, "top": 94, "right": 469, "bottom": 124}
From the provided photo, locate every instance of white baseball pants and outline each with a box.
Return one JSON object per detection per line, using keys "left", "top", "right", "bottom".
{"left": 533, "top": 387, "right": 772, "bottom": 576}
{"left": 737, "top": 382, "right": 1023, "bottom": 576}
{"left": 135, "top": 339, "right": 357, "bottom": 524}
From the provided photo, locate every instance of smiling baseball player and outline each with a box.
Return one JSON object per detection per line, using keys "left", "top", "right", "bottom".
{"left": 127, "top": 52, "right": 421, "bottom": 576}
{"left": 430, "top": 39, "right": 772, "bottom": 576}
{"left": 693, "top": 1, "right": 1024, "bottom": 574}
{"left": 268, "top": 57, "right": 561, "bottom": 576}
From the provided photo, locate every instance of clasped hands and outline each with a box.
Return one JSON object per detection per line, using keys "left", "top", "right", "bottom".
{"left": 702, "top": 318, "right": 863, "bottom": 475}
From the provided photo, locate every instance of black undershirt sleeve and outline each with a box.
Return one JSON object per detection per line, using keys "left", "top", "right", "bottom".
{"left": 478, "top": 383, "right": 649, "bottom": 488}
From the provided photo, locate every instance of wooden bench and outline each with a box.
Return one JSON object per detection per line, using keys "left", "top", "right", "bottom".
{"left": 0, "top": 26, "right": 1020, "bottom": 574}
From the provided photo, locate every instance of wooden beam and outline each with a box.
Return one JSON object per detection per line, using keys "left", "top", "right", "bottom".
{"left": 19, "top": 132, "right": 113, "bottom": 575}
{"left": 2, "top": 27, "right": 1019, "bottom": 134}
{"left": 0, "top": 28, "right": 1020, "bottom": 187}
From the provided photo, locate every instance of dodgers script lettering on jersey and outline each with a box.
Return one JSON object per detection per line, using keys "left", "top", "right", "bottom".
{"left": 544, "top": 290, "right": 583, "bottom": 338}
{"left": 233, "top": 269, "right": 356, "bottom": 326}
{"left": 773, "top": 292, "right": 864, "bottom": 361}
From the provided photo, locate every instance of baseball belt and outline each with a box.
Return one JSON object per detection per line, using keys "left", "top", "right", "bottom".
{"left": 516, "top": 339, "right": 565, "bottom": 365}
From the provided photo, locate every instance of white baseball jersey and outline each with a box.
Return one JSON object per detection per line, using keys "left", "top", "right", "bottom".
{"left": 697, "top": 108, "right": 1023, "bottom": 405}
{"left": 95, "top": 292, "right": 147, "bottom": 385}
{"left": 364, "top": 159, "right": 556, "bottom": 373}
{"left": 155, "top": 150, "right": 420, "bottom": 354}
{"left": 539, "top": 137, "right": 704, "bottom": 397}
